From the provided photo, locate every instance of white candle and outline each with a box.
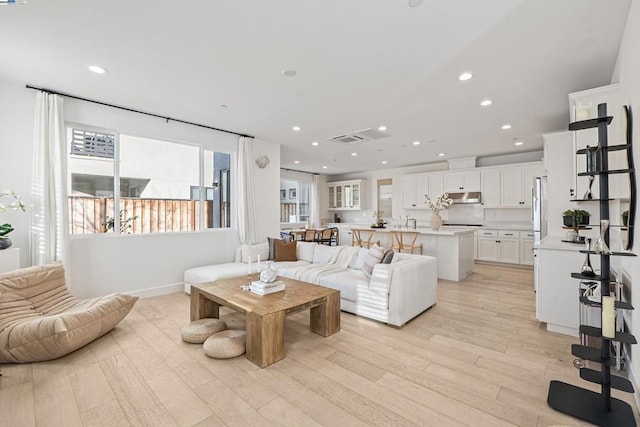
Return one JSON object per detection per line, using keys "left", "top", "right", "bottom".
{"left": 602, "top": 296, "right": 616, "bottom": 338}
{"left": 257, "top": 255, "right": 260, "bottom": 271}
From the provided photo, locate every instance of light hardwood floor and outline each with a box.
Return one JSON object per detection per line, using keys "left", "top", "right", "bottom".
{"left": 1, "top": 263, "right": 638, "bottom": 426}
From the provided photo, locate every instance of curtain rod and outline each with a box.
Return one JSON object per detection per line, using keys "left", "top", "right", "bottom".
{"left": 280, "top": 167, "right": 320, "bottom": 176}
{"left": 25, "top": 84, "right": 253, "bottom": 139}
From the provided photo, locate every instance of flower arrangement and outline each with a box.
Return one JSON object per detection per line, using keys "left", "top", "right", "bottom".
{"left": 0, "top": 190, "right": 26, "bottom": 242}
{"left": 425, "top": 192, "right": 453, "bottom": 212}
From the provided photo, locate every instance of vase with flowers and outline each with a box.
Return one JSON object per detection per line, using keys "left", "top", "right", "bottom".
{"left": 424, "top": 192, "right": 453, "bottom": 231}
{"left": 0, "top": 190, "right": 26, "bottom": 250}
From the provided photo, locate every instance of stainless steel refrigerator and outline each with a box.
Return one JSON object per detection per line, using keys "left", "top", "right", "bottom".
{"left": 532, "top": 176, "right": 547, "bottom": 292}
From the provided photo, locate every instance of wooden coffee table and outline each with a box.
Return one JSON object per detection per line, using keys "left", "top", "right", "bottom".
{"left": 190, "top": 275, "right": 340, "bottom": 368}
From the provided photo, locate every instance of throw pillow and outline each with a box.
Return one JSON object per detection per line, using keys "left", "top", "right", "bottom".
{"left": 241, "top": 242, "right": 269, "bottom": 263}
{"left": 275, "top": 240, "right": 298, "bottom": 261}
{"left": 381, "top": 249, "right": 395, "bottom": 264}
{"left": 362, "top": 244, "right": 385, "bottom": 279}
{"left": 296, "top": 241, "right": 316, "bottom": 263}
{"left": 267, "top": 237, "right": 279, "bottom": 260}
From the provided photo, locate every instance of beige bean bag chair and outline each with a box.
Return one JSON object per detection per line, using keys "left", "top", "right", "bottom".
{"left": 0, "top": 262, "right": 138, "bottom": 363}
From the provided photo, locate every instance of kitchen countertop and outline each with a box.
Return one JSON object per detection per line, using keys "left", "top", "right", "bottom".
{"left": 350, "top": 226, "right": 475, "bottom": 236}
{"left": 538, "top": 235, "right": 585, "bottom": 251}
{"left": 324, "top": 222, "right": 533, "bottom": 232}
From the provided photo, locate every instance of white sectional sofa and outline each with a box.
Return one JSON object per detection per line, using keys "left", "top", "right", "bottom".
{"left": 184, "top": 242, "right": 437, "bottom": 327}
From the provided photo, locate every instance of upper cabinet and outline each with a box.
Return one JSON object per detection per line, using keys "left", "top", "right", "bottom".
{"left": 401, "top": 174, "right": 429, "bottom": 209}
{"left": 500, "top": 164, "right": 545, "bottom": 207}
{"left": 328, "top": 179, "right": 365, "bottom": 210}
{"left": 444, "top": 170, "right": 481, "bottom": 193}
{"left": 481, "top": 168, "right": 501, "bottom": 207}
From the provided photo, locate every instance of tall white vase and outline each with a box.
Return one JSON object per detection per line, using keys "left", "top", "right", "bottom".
{"left": 429, "top": 212, "right": 443, "bottom": 230}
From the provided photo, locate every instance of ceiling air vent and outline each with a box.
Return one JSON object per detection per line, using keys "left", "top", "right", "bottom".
{"left": 328, "top": 128, "right": 389, "bottom": 145}
{"left": 329, "top": 134, "right": 366, "bottom": 145}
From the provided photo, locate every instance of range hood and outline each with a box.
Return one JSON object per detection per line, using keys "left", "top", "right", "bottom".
{"left": 448, "top": 192, "right": 482, "bottom": 204}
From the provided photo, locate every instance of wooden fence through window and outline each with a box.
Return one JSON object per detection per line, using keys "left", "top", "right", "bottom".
{"left": 69, "top": 197, "right": 227, "bottom": 234}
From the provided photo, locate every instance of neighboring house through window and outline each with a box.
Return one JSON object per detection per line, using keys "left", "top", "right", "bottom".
{"left": 67, "top": 126, "right": 231, "bottom": 234}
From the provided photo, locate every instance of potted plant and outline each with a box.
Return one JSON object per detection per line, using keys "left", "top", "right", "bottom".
{"left": 0, "top": 190, "right": 26, "bottom": 249}
{"left": 563, "top": 209, "right": 591, "bottom": 228}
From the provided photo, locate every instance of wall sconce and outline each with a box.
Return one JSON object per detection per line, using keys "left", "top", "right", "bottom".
{"left": 255, "top": 155, "right": 270, "bottom": 169}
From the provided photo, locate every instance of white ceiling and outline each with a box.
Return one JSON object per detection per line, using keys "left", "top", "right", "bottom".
{"left": 0, "top": 0, "right": 631, "bottom": 175}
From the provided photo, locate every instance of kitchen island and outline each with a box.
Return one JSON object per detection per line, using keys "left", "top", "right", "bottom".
{"left": 351, "top": 227, "right": 475, "bottom": 281}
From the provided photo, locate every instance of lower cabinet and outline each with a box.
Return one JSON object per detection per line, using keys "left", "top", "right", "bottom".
{"left": 476, "top": 230, "right": 522, "bottom": 264}
{"left": 519, "top": 239, "right": 534, "bottom": 265}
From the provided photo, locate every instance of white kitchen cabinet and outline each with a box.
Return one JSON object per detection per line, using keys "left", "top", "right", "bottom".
{"left": 328, "top": 179, "right": 365, "bottom": 210}
{"left": 444, "top": 170, "right": 481, "bottom": 193}
{"left": 401, "top": 174, "right": 429, "bottom": 209}
{"left": 481, "top": 168, "right": 501, "bottom": 207}
{"left": 477, "top": 230, "right": 521, "bottom": 264}
{"left": 520, "top": 238, "right": 534, "bottom": 265}
{"left": 428, "top": 173, "right": 445, "bottom": 199}
{"left": 500, "top": 163, "right": 544, "bottom": 207}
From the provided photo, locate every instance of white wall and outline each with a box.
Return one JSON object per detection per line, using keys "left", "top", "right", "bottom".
{"left": 613, "top": 0, "right": 640, "bottom": 397}
{"left": 0, "top": 77, "right": 281, "bottom": 297}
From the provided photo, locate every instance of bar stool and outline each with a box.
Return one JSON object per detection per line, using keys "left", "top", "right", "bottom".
{"left": 390, "top": 230, "right": 423, "bottom": 254}
{"left": 352, "top": 229, "right": 376, "bottom": 248}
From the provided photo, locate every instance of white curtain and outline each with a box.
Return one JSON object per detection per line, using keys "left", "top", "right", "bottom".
{"left": 310, "top": 174, "right": 320, "bottom": 228}
{"left": 236, "top": 136, "right": 257, "bottom": 244}
{"left": 30, "top": 92, "right": 68, "bottom": 266}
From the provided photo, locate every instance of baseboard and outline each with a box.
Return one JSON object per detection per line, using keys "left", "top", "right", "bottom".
{"left": 127, "top": 282, "right": 185, "bottom": 299}
{"left": 474, "top": 260, "right": 533, "bottom": 270}
{"left": 546, "top": 323, "right": 579, "bottom": 337}
{"left": 625, "top": 350, "right": 640, "bottom": 411}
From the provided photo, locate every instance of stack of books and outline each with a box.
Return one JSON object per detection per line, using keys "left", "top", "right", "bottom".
{"left": 249, "top": 280, "right": 286, "bottom": 296}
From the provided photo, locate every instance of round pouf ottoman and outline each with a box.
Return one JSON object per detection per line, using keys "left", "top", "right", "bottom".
{"left": 203, "top": 330, "right": 247, "bottom": 359}
{"left": 181, "top": 318, "right": 227, "bottom": 344}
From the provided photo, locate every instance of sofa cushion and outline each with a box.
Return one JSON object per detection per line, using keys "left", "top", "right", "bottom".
{"left": 241, "top": 242, "right": 269, "bottom": 263}
{"left": 318, "top": 269, "right": 369, "bottom": 302}
{"left": 349, "top": 248, "right": 369, "bottom": 270}
{"left": 296, "top": 241, "right": 316, "bottom": 263}
{"left": 362, "top": 244, "right": 385, "bottom": 278}
{"left": 269, "top": 260, "right": 310, "bottom": 271}
{"left": 275, "top": 240, "right": 297, "bottom": 261}
{"left": 312, "top": 244, "right": 337, "bottom": 264}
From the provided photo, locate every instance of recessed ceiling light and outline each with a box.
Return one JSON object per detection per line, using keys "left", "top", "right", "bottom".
{"left": 514, "top": 141, "right": 524, "bottom": 146}
{"left": 382, "top": 161, "right": 388, "bottom": 164}
{"left": 351, "top": 152, "right": 357, "bottom": 156}
{"left": 292, "top": 126, "right": 301, "bottom": 132}
{"left": 458, "top": 72, "right": 473, "bottom": 81}
{"left": 501, "top": 123, "right": 512, "bottom": 130}
{"left": 88, "top": 65, "right": 108, "bottom": 74}
{"left": 311, "top": 141, "right": 319, "bottom": 146}
{"left": 378, "top": 125, "right": 387, "bottom": 131}
{"left": 294, "top": 160, "right": 300, "bottom": 164}
{"left": 438, "top": 153, "right": 446, "bottom": 157}
{"left": 322, "top": 165, "right": 328, "bottom": 169}
{"left": 408, "top": 0, "right": 423, "bottom": 7}
{"left": 413, "top": 141, "right": 421, "bottom": 146}
{"left": 480, "top": 99, "right": 493, "bottom": 107}
{"left": 282, "top": 69, "right": 297, "bottom": 77}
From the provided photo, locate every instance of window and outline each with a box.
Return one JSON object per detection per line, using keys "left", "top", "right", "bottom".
{"left": 280, "top": 178, "right": 310, "bottom": 224}
{"left": 68, "top": 126, "right": 231, "bottom": 234}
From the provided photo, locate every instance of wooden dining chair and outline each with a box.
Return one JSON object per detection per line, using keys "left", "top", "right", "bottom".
{"left": 303, "top": 229, "right": 317, "bottom": 242}
{"left": 317, "top": 228, "right": 333, "bottom": 245}
{"left": 352, "top": 229, "right": 376, "bottom": 248}
{"left": 390, "top": 230, "right": 423, "bottom": 254}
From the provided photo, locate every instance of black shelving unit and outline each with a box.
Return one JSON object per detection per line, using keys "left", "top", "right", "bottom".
{"left": 547, "top": 103, "right": 637, "bottom": 426}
